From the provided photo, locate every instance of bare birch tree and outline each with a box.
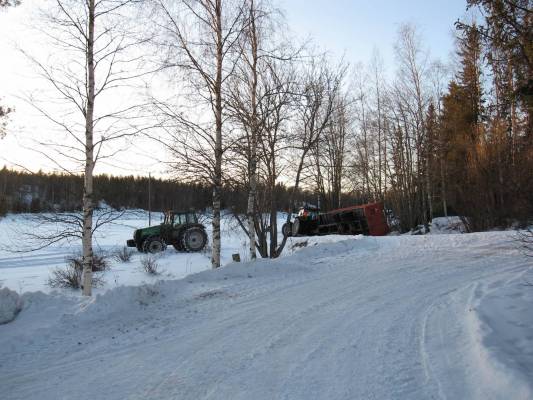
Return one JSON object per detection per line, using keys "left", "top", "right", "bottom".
{"left": 390, "top": 23, "right": 431, "bottom": 229}
{"left": 22, "top": 0, "right": 150, "bottom": 295}
{"left": 153, "top": 0, "right": 246, "bottom": 268}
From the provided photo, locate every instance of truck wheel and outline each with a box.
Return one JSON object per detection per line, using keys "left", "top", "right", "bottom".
{"left": 144, "top": 238, "right": 165, "bottom": 253}
{"left": 282, "top": 222, "right": 293, "bottom": 237}
{"left": 183, "top": 227, "right": 207, "bottom": 252}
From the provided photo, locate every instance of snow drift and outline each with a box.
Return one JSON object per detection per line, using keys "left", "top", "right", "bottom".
{"left": 0, "top": 287, "right": 22, "bottom": 324}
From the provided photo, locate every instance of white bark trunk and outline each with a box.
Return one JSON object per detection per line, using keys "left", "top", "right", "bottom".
{"left": 211, "top": 0, "right": 223, "bottom": 269}
{"left": 81, "top": 0, "right": 96, "bottom": 296}
{"left": 247, "top": 0, "right": 258, "bottom": 261}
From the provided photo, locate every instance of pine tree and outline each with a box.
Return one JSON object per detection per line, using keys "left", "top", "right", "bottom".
{"left": 0, "top": 1, "right": 20, "bottom": 7}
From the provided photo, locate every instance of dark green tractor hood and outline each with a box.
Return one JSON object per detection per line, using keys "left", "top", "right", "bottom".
{"left": 134, "top": 224, "right": 163, "bottom": 239}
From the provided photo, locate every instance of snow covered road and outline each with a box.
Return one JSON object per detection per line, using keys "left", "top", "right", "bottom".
{"left": 1, "top": 233, "right": 532, "bottom": 399}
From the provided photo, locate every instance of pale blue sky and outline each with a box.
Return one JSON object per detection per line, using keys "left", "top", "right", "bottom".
{"left": 0, "top": 0, "right": 473, "bottom": 174}
{"left": 280, "top": 0, "right": 470, "bottom": 69}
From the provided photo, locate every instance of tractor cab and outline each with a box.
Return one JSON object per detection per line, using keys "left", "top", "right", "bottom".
{"left": 164, "top": 211, "right": 199, "bottom": 226}
{"left": 297, "top": 206, "right": 319, "bottom": 221}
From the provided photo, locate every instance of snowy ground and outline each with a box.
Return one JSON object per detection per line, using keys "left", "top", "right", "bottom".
{"left": 1, "top": 213, "right": 532, "bottom": 399}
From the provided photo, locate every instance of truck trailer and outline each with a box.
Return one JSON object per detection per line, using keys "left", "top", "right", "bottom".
{"left": 283, "top": 202, "right": 389, "bottom": 237}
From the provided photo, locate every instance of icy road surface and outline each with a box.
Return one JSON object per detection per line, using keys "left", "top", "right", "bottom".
{"left": 1, "top": 233, "right": 532, "bottom": 399}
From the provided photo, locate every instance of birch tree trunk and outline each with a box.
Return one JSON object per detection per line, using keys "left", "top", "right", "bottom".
{"left": 212, "top": 0, "right": 223, "bottom": 269}
{"left": 81, "top": 0, "right": 96, "bottom": 296}
{"left": 246, "top": 0, "right": 258, "bottom": 261}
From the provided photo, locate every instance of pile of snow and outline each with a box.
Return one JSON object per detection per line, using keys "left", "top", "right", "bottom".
{"left": 431, "top": 216, "right": 467, "bottom": 234}
{"left": 284, "top": 234, "right": 359, "bottom": 254}
{"left": 0, "top": 287, "right": 22, "bottom": 324}
{"left": 471, "top": 268, "right": 533, "bottom": 388}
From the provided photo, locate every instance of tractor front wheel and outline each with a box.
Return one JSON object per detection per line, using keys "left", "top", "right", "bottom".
{"left": 282, "top": 222, "right": 293, "bottom": 237}
{"left": 183, "top": 227, "right": 207, "bottom": 252}
{"left": 292, "top": 217, "right": 301, "bottom": 236}
{"left": 144, "top": 237, "right": 166, "bottom": 253}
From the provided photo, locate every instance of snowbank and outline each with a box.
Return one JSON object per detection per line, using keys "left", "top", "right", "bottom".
{"left": 468, "top": 267, "right": 533, "bottom": 393}
{"left": 0, "top": 287, "right": 22, "bottom": 324}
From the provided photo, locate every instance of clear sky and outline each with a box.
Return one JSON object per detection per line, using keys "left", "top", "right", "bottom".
{"left": 0, "top": 0, "right": 472, "bottom": 176}
{"left": 280, "top": 0, "right": 469, "bottom": 68}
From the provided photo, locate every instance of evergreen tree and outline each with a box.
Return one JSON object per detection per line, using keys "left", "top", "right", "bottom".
{"left": 0, "top": 1, "right": 20, "bottom": 7}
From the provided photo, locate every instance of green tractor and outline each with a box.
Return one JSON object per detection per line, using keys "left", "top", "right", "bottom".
{"left": 126, "top": 211, "right": 208, "bottom": 253}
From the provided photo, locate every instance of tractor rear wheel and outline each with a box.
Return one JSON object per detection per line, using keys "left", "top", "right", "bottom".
{"left": 144, "top": 237, "right": 166, "bottom": 253}
{"left": 183, "top": 227, "right": 207, "bottom": 252}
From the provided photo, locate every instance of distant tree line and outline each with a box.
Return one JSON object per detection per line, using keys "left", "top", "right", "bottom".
{"left": 0, "top": 167, "right": 357, "bottom": 216}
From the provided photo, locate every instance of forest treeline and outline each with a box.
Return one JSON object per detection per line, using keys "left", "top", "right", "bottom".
{"left": 0, "top": 167, "right": 360, "bottom": 216}
{"left": 0, "top": 168, "right": 211, "bottom": 213}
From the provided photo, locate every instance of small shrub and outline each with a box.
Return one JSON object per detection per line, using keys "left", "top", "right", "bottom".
{"left": 66, "top": 252, "right": 109, "bottom": 272}
{"left": 291, "top": 240, "right": 308, "bottom": 250}
{"left": 114, "top": 246, "right": 134, "bottom": 262}
{"left": 47, "top": 252, "right": 108, "bottom": 289}
{"left": 47, "top": 263, "right": 105, "bottom": 289}
{"left": 517, "top": 228, "right": 533, "bottom": 257}
{"left": 141, "top": 255, "right": 160, "bottom": 275}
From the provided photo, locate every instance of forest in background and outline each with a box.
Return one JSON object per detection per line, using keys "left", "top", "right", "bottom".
{"left": 0, "top": 167, "right": 360, "bottom": 216}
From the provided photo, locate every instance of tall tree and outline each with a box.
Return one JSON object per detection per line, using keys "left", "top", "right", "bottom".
{"left": 438, "top": 25, "right": 486, "bottom": 229}
{"left": 243, "top": 0, "right": 261, "bottom": 260}
{"left": 23, "top": 0, "right": 149, "bottom": 295}
{"left": 465, "top": 0, "right": 532, "bottom": 129}
{"left": 388, "top": 23, "right": 431, "bottom": 230}
{"left": 154, "top": 0, "right": 246, "bottom": 268}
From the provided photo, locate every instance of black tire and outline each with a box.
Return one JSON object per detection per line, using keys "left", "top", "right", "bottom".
{"left": 292, "top": 217, "right": 301, "bottom": 236}
{"left": 183, "top": 227, "right": 207, "bottom": 252}
{"left": 136, "top": 242, "right": 144, "bottom": 253}
{"left": 144, "top": 237, "right": 166, "bottom": 253}
{"left": 173, "top": 242, "right": 184, "bottom": 252}
{"left": 282, "top": 222, "right": 293, "bottom": 237}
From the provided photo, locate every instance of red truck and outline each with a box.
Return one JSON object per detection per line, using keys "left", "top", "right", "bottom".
{"left": 283, "top": 202, "right": 389, "bottom": 237}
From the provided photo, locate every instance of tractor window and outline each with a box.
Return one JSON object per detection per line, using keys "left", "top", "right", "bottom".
{"left": 174, "top": 214, "right": 185, "bottom": 225}
{"left": 187, "top": 213, "right": 198, "bottom": 224}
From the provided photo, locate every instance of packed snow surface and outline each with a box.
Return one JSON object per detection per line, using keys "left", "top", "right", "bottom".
{"left": 1, "top": 224, "right": 532, "bottom": 399}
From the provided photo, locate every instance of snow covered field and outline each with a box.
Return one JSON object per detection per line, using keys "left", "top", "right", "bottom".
{"left": 0, "top": 211, "right": 299, "bottom": 294}
{"left": 1, "top": 214, "right": 532, "bottom": 399}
